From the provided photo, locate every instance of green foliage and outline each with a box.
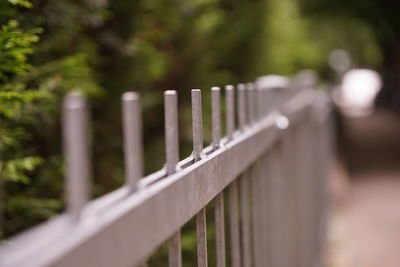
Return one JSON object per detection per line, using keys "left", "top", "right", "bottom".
{"left": 0, "top": 20, "right": 40, "bottom": 81}
{"left": 3, "top": 157, "right": 43, "bottom": 184}
{"left": 8, "top": 0, "right": 32, "bottom": 8}
{"left": 261, "top": 0, "right": 325, "bottom": 74}
{"left": 0, "top": 0, "right": 103, "bottom": 239}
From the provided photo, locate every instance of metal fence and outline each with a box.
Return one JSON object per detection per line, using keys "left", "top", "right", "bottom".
{"left": 0, "top": 72, "right": 333, "bottom": 267}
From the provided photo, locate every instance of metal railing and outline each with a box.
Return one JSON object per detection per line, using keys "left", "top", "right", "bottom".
{"left": 0, "top": 72, "right": 332, "bottom": 267}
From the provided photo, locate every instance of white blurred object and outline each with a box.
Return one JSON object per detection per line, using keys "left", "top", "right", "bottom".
{"left": 335, "top": 69, "right": 382, "bottom": 117}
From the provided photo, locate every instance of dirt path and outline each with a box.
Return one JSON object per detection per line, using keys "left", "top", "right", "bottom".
{"left": 327, "top": 109, "right": 400, "bottom": 267}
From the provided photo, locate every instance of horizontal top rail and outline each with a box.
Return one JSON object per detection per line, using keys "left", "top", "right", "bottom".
{"left": 0, "top": 86, "right": 322, "bottom": 267}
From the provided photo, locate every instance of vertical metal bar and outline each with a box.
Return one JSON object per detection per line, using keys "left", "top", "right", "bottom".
{"left": 225, "top": 85, "right": 235, "bottom": 141}
{"left": 122, "top": 92, "right": 148, "bottom": 266}
{"left": 312, "top": 98, "right": 332, "bottom": 267}
{"left": 197, "top": 207, "right": 208, "bottom": 267}
{"left": 122, "top": 92, "right": 143, "bottom": 194}
{"left": 63, "top": 93, "right": 90, "bottom": 221}
{"left": 228, "top": 181, "right": 241, "bottom": 267}
{"left": 260, "top": 153, "right": 270, "bottom": 266}
{"left": 215, "top": 194, "right": 226, "bottom": 267}
{"left": 246, "top": 83, "right": 255, "bottom": 124}
{"left": 255, "top": 84, "right": 263, "bottom": 120}
{"left": 308, "top": 104, "right": 325, "bottom": 267}
{"left": 254, "top": 84, "right": 261, "bottom": 121}
{"left": 192, "top": 89, "right": 203, "bottom": 161}
{"left": 123, "top": 93, "right": 148, "bottom": 267}
{"left": 240, "top": 173, "right": 252, "bottom": 267}
{"left": 237, "top": 83, "right": 246, "bottom": 131}
{"left": 267, "top": 151, "right": 276, "bottom": 267}
{"left": 263, "top": 88, "right": 268, "bottom": 118}
{"left": 280, "top": 139, "right": 290, "bottom": 267}
{"left": 212, "top": 86, "right": 226, "bottom": 267}
{"left": 252, "top": 83, "right": 258, "bottom": 122}
{"left": 269, "top": 145, "right": 283, "bottom": 267}
{"left": 282, "top": 128, "right": 297, "bottom": 267}
{"left": 238, "top": 82, "right": 252, "bottom": 267}
{"left": 263, "top": 88, "right": 270, "bottom": 117}
{"left": 251, "top": 162, "right": 262, "bottom": 267}
{"left": 169, "top": 232, "right": 182, "bottom": 267}
{"left": 164, "top": 90, "right": 182, "bottom": 267}
{"left": 164, "top": 90, "right": 179, "bottom": 175}
{"left": 191, "top": 89, "right": 208, "bottom": 267}
{"left": 211, "top": 87, "right": 221, "bottom": 149}
{"left": 297, "top": 119, "right": 314, "bottom": 267}
{"left": 226, "top": 83, "right": 239, "bottom": 267}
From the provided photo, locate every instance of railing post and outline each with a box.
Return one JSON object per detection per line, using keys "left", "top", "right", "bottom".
{"left": 239, "top": 84, "right": 252, "bottom": 267}
{"left": 191, "top": 89, "right": 208, "bottom": 267}
{"left": 225, "top": 84, "right": 241, "bottom": 267}
{"left": 228, "top": 180, "right": 241, "bottom": 267}
{"left": 225, "top": 85, "right": 235, "bottom": 141}
{"left": 122, "top": 92, "right": 143, "bottom": 194}
{"left": 212, "top": 86, "right": 226, "bottom": 267}
{"left": 192, "top": 89, "right": 204, "bottom": 162}
{"left": 211, "top": 87, "right": 221, "bottom": 149}
{"left": 63, "top": 93, "right": 91, "bottom": 222}
{"left": 164, "top": 90, "right": 182, "bottom": 267}
{"left": 237, "top": 83, "right": 246, "bottom": 131}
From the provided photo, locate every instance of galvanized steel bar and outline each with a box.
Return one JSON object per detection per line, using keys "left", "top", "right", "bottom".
{"left": 164, "top": 90, "right": 182, "bottom": 267}
{"left": 269, "top": 144, "right": 283, "bottom": 267}
{"left": 214, "top": 194, "right": 226, "bottom": 267}
{"left": 227, "top": 73, "right": 254, "bottom": 265}
{"left": 191, "top": 89, "right": 208, "bottom": 267}
{"left": 212, "top": 86, "right": 226, "bottom": 267}
{"left": 192, "top": 89, "right": 203, "bottom": 161}
{"left": 259, "top": 153, "right": 270, "bottom": 266}
{"left": 122, "top": 92, "right": 143, "bottom": 193}
{"left": 279, "top": 139, "right": 291, "bottom": 267}
{"left": 211, "top": 87, "right": 221, "bottom": 149}
{"left": 197, "top": 207, "right": 208, "bottom": 267}
{"left": 164, "top": 90, "right": 180, "bottom": 175}
{"left": 225, "top": 85, "right": 235, "bottom": 141}
{"left": 239, "top": 82, "right": 252, "bottom": 267}
{"left": 294, "top": 121, "right": 307, "bottom": 267}
{"left": 228, "top": 180, "right": 241, "bottom": 267}
{"left": 239, "top": 173, "right": 252, "bottom": 267}
{"left": 237, "top": 83, "right": 246, "bottom": 130}
{"left": 282, "top": 128, "right": 297, "bottom": 267}
{"left": 246, "top": 83, "right": 256, "bottom": 124}
{"left": 169, "top": 232, "right": 182, "bottom": 267}
{"left": 314, "top": 96, "right": 332, "bottom": 267}
{"left": 63, "top": 93, "right": 91, "bottom": 221}
{"left": 251, "top": 162, "right": 263, "bottom": 267}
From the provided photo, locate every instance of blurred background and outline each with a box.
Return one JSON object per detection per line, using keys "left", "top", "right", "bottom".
{"left": 1, "top": 0, "right": 400, "bottom": 266}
